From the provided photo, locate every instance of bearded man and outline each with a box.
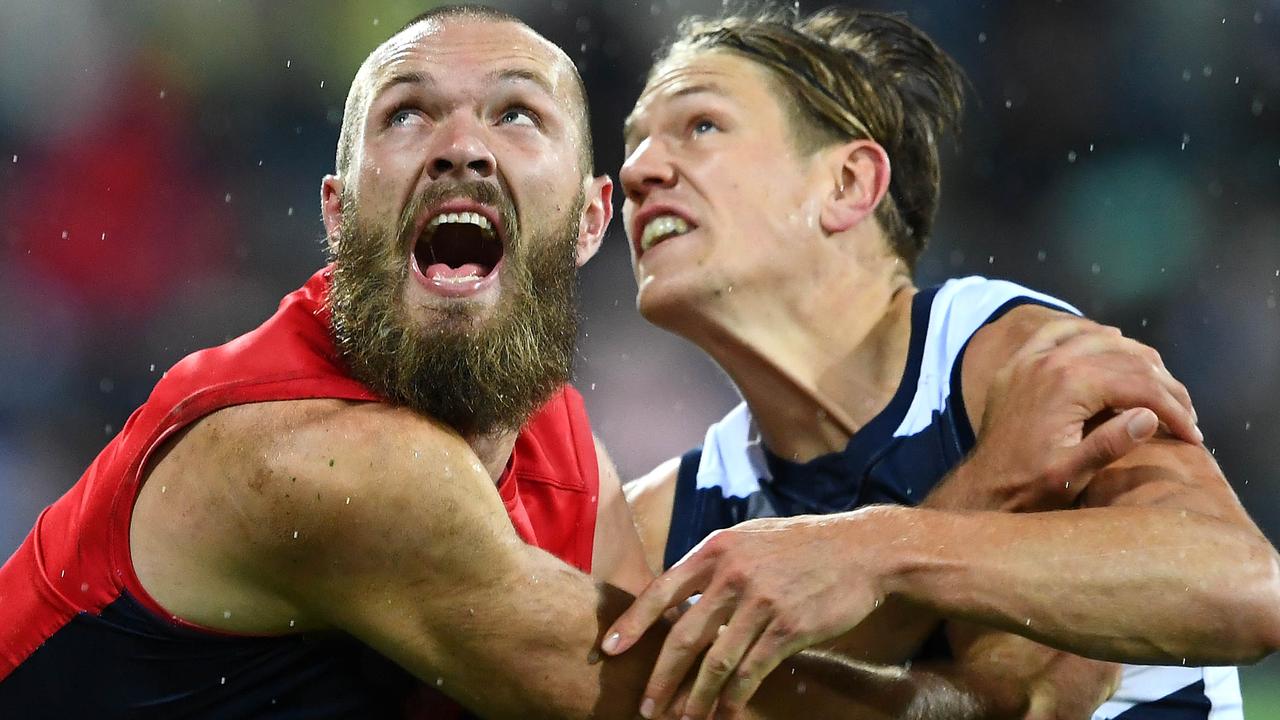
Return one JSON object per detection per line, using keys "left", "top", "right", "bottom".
{"left": 0, "top": 5, "right": 1202, "bottom": 719}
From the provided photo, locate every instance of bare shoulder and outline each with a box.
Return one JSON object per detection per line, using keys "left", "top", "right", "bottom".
{"left": 132, "top": 398, "right": 496, "bottom": 633}
{"left": 624, "top": 457, "right": 681, "bottom": 575}
{"left": 959, "top": 303, "right": 1079, "bottom": 430}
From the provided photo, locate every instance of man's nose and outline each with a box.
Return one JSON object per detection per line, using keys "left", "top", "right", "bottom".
{"left": 427, "top": 117, "right": 496, "bottom": 180}
{"left": 620, "top": 137, "right": 675, "bottom": 204}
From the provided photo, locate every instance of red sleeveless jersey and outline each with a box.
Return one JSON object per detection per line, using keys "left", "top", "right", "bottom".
{"left": 0, "top": 267, "right": 600, "bottom": 718}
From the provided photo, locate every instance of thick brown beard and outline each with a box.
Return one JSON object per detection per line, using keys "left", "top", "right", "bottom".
{"left": 329, "top": 183, "right": 582, "bottom": 437}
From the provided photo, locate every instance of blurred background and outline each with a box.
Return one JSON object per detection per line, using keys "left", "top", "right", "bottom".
{"left": 0, "top": 0, "right": 1276, "bottom": 712}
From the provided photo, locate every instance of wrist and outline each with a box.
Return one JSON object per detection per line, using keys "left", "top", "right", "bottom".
{"left": 846, "top": 504, "right": 925, "bottom": 601}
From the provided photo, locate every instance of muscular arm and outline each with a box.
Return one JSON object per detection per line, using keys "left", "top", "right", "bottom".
{"left": 156, "top": 399, "right": 1002, "bottom": 720}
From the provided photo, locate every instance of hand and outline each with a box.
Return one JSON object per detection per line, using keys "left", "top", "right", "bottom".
{"left": 601, "top": 509, "right": 893, "bottom": 720}
{"left": 960, "top": 317, "right": 1199, "bottom": 512}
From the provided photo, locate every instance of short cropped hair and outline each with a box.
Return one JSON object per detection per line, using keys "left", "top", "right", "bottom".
{"left": 335, "top": 4, "right": 593, "bottom": 180}
{"left": 656, "top": 6, "right": 966, "bottom": 270}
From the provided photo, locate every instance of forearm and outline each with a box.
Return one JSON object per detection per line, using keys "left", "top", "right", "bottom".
{"left": 875, "top": 504, "right": 1280, "bottom": 664}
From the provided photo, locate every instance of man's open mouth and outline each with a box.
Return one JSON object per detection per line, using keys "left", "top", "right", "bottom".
{"left": 412, "top": 209, "right": 505, "bottom": 288}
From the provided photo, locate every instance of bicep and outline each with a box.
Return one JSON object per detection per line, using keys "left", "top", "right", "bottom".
{"left": 234, "top": 406, "right": 650, "bottom": 718}
{"left": 591, "top": 436, "right": 655, "bottom": 594}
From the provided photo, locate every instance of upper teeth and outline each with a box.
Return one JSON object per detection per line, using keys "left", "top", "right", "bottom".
{"left": 427, "top": 211, "right": 495, "bottom": 239}
{"left": 640, "top": 215, "right": 690, "bottom": 251}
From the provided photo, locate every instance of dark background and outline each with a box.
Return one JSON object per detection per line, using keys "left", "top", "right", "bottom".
{"left": 1, "top": 0, "right": 1276, "bottom": 710}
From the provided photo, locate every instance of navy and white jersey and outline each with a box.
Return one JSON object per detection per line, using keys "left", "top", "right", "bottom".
{"left": 665, "top": 276, "right": 1243, "bottom": 719}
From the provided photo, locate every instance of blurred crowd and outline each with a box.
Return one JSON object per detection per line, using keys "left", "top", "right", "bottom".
{"left": 1, "top": 0, "right": 1278, "bottom": 707}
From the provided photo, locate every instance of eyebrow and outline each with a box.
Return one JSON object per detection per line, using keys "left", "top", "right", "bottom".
{"left": 485, "top": 67, "right": 557, "bottom": 98}
{"left": 623, "top": 82, "right": 731, "bottom": 147}
{"left": 371, "top": 70, "right": 431, "bottom": 101}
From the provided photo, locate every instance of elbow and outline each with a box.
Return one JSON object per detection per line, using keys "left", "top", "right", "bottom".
{"left": 1218, "top": 543, "right": 1280, "bottom": 665}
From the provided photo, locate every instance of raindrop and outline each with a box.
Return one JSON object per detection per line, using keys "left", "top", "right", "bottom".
{"left": 1025, "top": 618, "right": 1031, "bottom": 626}
{"left": 1234, "top": 76, "right": 1240, "bottom": 85}
{"left": 60, "top": 570, "right": 65, "bottom": 578}
{"left": 345, "top": 496, "right": 351, "bottom": 504}
{"left": 286, "top": 60, "right": 292, "bottom": 68}
{"left": 1036, "top": 250, "right": 1047, "bottom": 262}
{"left": 1140, "top": 318, "right": 1149, "bottom": 327}
{"left": 61, "top": 230, "right": 69, "bottom": 239}
{"left": 1244, "top": 421, "right": 1251, "bottom": 431}
{"left": 435, "top": 677, "right": 444, "bottom": 687}
{"left": 224, "top": 610, "right": 232, "bottom": 619}
{"left": 104, "top": 424, "right": 113, "bottom": 435}
{"left": 1091, "top": 263, "right": 1102, "bottom": 275}
{"left": 149, "top": 363, "right": 156, "bottom": 372}
{"left": 319, "top": 80, "right": 325, "bottom": 88}
{"left": 372, "top": 17, "right": 380, "bottom": 26}
{"left": 1255, "top": 11, "right": 1263, "bottom": 24}
{"left": 10, "top": 154, "right": 16, "bottom": 163}
{"left": 289, "top": 619, "right": 296, "bottom": 627}
{"left": 221, "top": 677, "right": 227, "bottom": 685}
{"left": 101, "top": 232, "right": 107, "bottom": 240}
{"left": 1181, "top": 69, "right": 1192, "bottom": 82}
{"left": 1221, "top": 17, "right": 1226, "bottom": 24}
{"left": 650, "top": 4, "right": 661, "bottom": 16}
{"left": 161, "top": 486, "right": 167, "bottom": 493}
{"left": 100, "top": 378, "right": 114, "bottom": 393}
{"left": 1201, "top": 65, "right": 1212, "bottom": 78}
{"left": 796, "top": 681, "right": 807, "bottom": 695}
{"left": 1067, "top": 150, "right": 1078, "bottom": 163}
{"left": 80, "top": 583, "right": 89, "bottom": 592}
{"left": 1088, "top": 143, "right": 1094, "bottom": 152}
{"left": 987, "top": 255, "right": 994, "bottom": 264}
{"left": 293, "top": 530, "right": 299, "bottom": 539}
{"left": 1004, "top": 99, "right": 1012, "bottom": 109}
{"left": 225, "top": 193, "right": 233, "bottom": 203}
{"left": 1181, "top": 658, "right": 1187, "bottom": 666}
{"left": 159, "top": 89, "right": 166, "bottom": 99}
{"left": 1252, "top": 98, "right": 1265, "bottom": 116}
{"left": 1180, "top": 133, "right": 1190, "bottom": 151}
{"left": 977, "top": 32, "right": 987, "bottom": 43}
{"left": 287, "top": 207, "right": 295, "bottom": 216}
{"left": 257, "top": 160, "right": 264, "bottom": 167}
{"left": 590, "top": 383, "right": 596, "bottom": 390}
{"left": 575, "top": 17, "right": 591, "bottom": 32}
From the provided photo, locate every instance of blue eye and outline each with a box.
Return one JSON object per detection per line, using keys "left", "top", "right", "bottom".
{"left": 692, "top": 118, "right": 719, "bottom": 136}
{"left": 389, "top": 107, "right": 422, "bottom": 127}
{"left": 499, "top": 108, "right": 537, "bottom": 127}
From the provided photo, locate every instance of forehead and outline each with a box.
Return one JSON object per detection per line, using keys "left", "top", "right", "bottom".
{"left": 626, "top": 51, "right": 782, "bottom": 138}
{"left": 364, "top": 17, "right": 575, "bottom": 103}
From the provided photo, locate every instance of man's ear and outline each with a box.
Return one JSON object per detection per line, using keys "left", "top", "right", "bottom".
{"left": 819, "top": 140, "right": 892, "bottom": 234}
{"left": 321, "top": 175, "right": 345, "bottom": 251}
{"left": 575, "top": 174, "right": 613, "bottom": 267}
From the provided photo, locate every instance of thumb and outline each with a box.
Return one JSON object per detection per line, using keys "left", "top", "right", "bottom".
{"left": 1060, "top": 408, "right": 1158, "bottom": 483}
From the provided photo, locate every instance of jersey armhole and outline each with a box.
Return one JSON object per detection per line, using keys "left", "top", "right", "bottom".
{"left": 949, "top": 298, "right": 1081, "bottom": 454}
{"left": 663, "top": 448, "right": 704, "bottom": 570}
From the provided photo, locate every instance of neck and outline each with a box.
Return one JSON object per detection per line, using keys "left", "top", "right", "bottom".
{"left": 465, "top": 431, "right": 520, "bottom": 485}
{"left": 674, "top": 256, "right": 915, "bottom": 464}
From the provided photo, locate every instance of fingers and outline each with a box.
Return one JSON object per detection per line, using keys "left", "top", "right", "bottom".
{"left": 639, "top": 594, "right": 737, "bottom": 719}
{"left": 603, "top": 559, "right": 705, "bottom": 657}
{"left": 714, "top": 618, "right": 808, "bottom": 719}
{"left": 676, "top": 605, "right": 771, "bottom": 720}
{"left": 1057, "top": 408, "right": 1158, "bottom": 487}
